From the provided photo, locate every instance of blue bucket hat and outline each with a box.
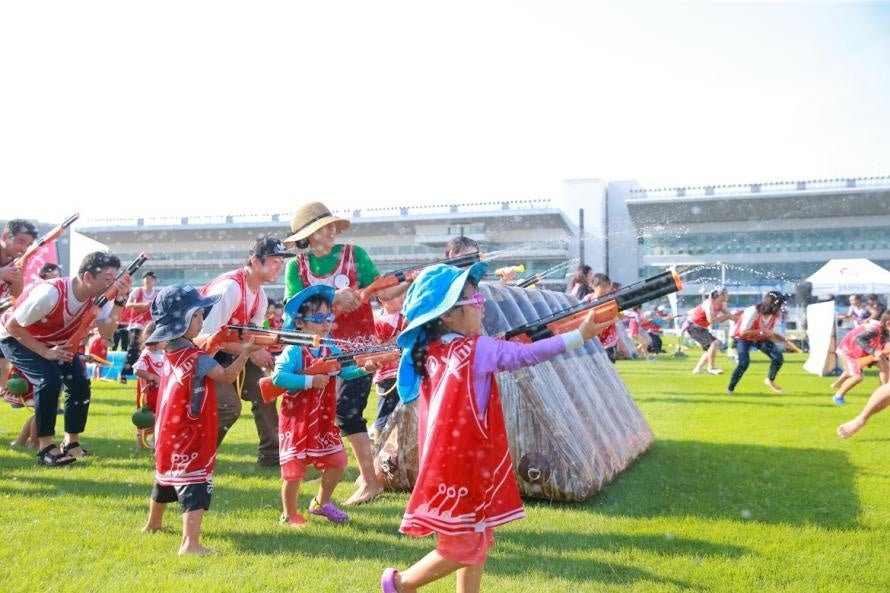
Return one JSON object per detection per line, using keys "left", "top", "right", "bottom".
{"left": 396, "top": 262, "right": 488, "bottom": 404}
{"left": 147, "top": 284, "right": 221, "bottom": 343}
{"left": 283, "top": 284, "right": 335, "bottom": 330}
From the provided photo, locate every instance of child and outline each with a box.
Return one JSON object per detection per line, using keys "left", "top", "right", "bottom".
{"left": 831, "top": 311, "right": 890, "bottom": 405}
{"left": 584, "top": 273, "right": 619, "bottom": 362}
{"left": 371, "top": 293, "right": 406, "bottom": 440}
{"left": 380, "top": 262, "right": 613, "bottom": 593}
{"left": 87, "top": 330, "right": 109, "bottom": 381}
{"left": 141, "top": 285, "right": 259, "bottom": 555}
{"left": 271, "top": 285, "right": 377, "bottom": 527}
{"left": 132, "top": 322, "right": 165, "bottom": 449}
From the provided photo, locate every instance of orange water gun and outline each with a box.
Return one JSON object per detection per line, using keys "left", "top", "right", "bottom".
{"left": 504, "top": 270, "right": 684, "bottom": 343}
{"left": 258, "top": 347, "right": 401, "bottom": 403}
{"left": 856, "top": 344, "right": 890, "bottom": 368}
{"left": 359, "top": 251, "right": 482, "bottom": 303}
{"left": 197, "top": 324, "right": 323, "bottom": 355}
{"left": 63, "top": 252, "right": 150, "bottom": 353}
{"left": 16, "top": 213, "right": 79, "bottom": 268}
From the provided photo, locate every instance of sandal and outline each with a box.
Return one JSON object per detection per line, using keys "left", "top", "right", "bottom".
{"left": 381, "top": 568, "right": 400, "bottom": 593}
{"left": 61, "top": 441, "right": 91, "bottom": 457}
{"left": 279, "top": 512, "right": 308, "bottom": 527}
{"left": 308, "top": 497, "right": 348, "bottom": 523}
{"left": 37, "top": 444, "right": 76, "bottom": 467}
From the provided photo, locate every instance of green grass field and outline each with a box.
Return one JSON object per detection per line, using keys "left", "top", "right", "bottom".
{"left": 2, "top": 353, "right": 889, "bottom": 593}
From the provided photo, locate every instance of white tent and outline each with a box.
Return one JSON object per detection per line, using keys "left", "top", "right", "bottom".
{"left": 806, "top": 258, "right": 890, "bottom": 296}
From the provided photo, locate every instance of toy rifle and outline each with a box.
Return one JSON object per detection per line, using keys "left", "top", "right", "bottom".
{"left": 63, "top": 252, "right": 150, "bottom": 353}
{"left": 516, "top": 257, "right": 579, "bottom": 289}
{"left": 258, "top": 346, "right": 401, "bottom": 403}
{"left": 503, "top": 270, "right": 683, "bottom": 343}
{"left": 359, "top": 251, "right": 483, "bottom": 303}
{"left": 856, "top": 344, "right": 890, "bottom": 368}
{"left": 198, "top": 324, "right": 324, "bottom": 354}
{"left": 14, "top": 212, "right": 80, "bottom": 272}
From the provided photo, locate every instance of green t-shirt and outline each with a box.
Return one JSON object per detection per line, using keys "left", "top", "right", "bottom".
{"left": 284, "top": 244, "right": 379, "bottom": 300}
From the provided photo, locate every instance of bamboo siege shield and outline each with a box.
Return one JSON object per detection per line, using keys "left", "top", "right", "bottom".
{"left": 372, "top": 283, "right": 658, "bottom": 502}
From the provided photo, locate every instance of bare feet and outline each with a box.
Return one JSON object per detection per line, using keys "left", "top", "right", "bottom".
{"left": 141, "top": 524, "right": 167, "bottom": 534}
{"left": 837, "top": 417, "right": 866, "bottom": 439}
{"left": 344, "top": 483, "right": 384, "bottom": 506}
{"left": 178, "top": 544, "right": 212, "bottom": 556}
{"left": 764, "top": 379, "right": 783, "bottom": 393}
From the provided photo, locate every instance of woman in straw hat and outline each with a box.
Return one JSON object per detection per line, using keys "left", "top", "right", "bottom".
{"left": 284, "top": 201, "right": 408, "bottom": 505}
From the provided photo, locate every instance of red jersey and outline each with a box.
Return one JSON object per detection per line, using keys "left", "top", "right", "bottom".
{"left": 127, "top": 286, "right": 157, "bottom": 328}
{"left": 0, "top": 277, "right": 95, "bottom": 346}
{"left": 373, "top": 311, "right": 405, "bottom": 382}
{"left": 295, "top": 245, "right": 375, "bottom": 340}
{"left": 732, "top": 306, "right": 779, "bottom": 340}
{"left": 154, "top": 346, "right": 218, "bottom": 486}
{"left": 200, "top": 268, "right": 262, "bottom": 326}
{"left": 135, "top": 348, "right": 165, "bottom": 412}
{"left": 400, "top": 336, "right": 525, "bottom": 537}
{"left": 838, "top": 321, "right": 887, "bottom": 360}
{"left": 278, "top": 345, "right": 344, "bottom": 463}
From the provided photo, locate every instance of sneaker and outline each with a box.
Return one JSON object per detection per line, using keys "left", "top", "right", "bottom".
{"left": 833, "top": 394, "right": 846, "bottom": 406}
{"left": 308, "top": 497, "right": 348, "bottom": 523}
{"left": 707, "top": 368, "right": 725, "bottom": 375}
{"left": 279, "top": 512, "right": 308, "bottom": 527}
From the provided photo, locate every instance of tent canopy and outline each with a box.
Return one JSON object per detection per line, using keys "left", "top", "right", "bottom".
{"left": 806, "top": 258, "right": 890, "bottom": 296}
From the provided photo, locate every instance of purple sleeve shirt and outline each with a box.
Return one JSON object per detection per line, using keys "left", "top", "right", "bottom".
{"left": 466, "top": 330, "right": 585, "bottom": 418}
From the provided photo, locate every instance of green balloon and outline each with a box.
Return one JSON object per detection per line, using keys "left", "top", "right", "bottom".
{"left": 131, "top": 406, "right": 155, "bottom": 429}
{"left": 6, "top": 376, "right": 28, "bottom": 397}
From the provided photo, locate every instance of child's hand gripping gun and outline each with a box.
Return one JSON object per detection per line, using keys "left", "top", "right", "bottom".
{"left": 197, "top": 324, "right": 323, "bottom": 355}
{"left": 258, "top": 347, "right": 401, "bottom": 403}
{"left": 62, "top": 252, "right": 149, "bottom": 354}
{"left": 358, "top": 251, "right": 483, "bottom": 303}
{"left": 856, "top": 344, "right": 890, "bottom": 369}
{"left": 503, "top": 270, "right": 684, "bottom": 343}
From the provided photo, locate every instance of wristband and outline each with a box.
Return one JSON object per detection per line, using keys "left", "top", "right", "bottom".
{"left": 113, "top": 298, "right": 127, "bottom": 307}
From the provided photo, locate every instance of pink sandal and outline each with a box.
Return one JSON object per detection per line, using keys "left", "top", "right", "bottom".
{"left": 381, "top": 568, "right": 400, "bottom": 593}
{"left": 308, "top": 497, "right": 348, "bottom": 523}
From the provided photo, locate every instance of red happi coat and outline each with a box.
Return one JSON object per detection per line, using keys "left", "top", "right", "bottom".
{"left": 732, "top": 307, "right": 779, "bottom": 340}
{"left": 400, "top": 336, "right": 525, "bottom": 537}
{"left": 200, "top": 268, "right": 262, "bottom": 326}
{"left": 127, "top": 286, "right": 156, "bottom": 328}
{"left": 278, "top": 345, "right": 344, "bottom": 463}
{"left": 154, "top": 346, "right": 218, "bottom": 486}
{"left": 838, "top": 320, "right": 887, "bottom": 359}
{"left": 0, "top": 278, "right": 95, "bottom": 346}
{"left": 295, "top": 245, "right": 375, "bottom": 340}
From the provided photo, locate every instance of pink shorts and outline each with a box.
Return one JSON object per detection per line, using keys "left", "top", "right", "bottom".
{"left": 436, "top": 528, "right": 495, "bottom": 565}
{"left": 281, "top": 449, "right": 347, "bottom": 482}
{"left": 837, "top": 352, "right": 865, "bottom": 378}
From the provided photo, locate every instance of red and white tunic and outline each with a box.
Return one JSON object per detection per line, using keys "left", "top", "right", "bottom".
{"left": 295, "top": 245, "right": 375, "bottom": 340}
{"left": 400, "top": 336, "right": 525, "bottom": 537}
{"left": 278, "top": 345, "right": 344, "bottom": 464}
{"left": 126, "top": 286, "right": 157, "bottom": 330}
{"left": 838, "top": 320, "right": 887, "bottom": 361}
{"left": 733, "top": 306, "right": 779, "bottom": 341}
{"left": 373, "top": 311, "right": 405, "bottom": 383}
{"left": 200, "top": 268, "right": 263, "bottom": 328}
{"left": 0, "top": 277, "right": 97, "bottom": 346}
{"left": 134, "top": 348, "right": 165, "bottom": 412}
{"left": 689, "top": 299, "right": 728, "bottom": 329}
{"left": 87, "top": 334, "right": 108, "bottom": 361}
{"left": 154, "top": 346, "right": 218, "bottom": 486}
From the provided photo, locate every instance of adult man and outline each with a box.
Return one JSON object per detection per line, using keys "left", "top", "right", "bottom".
{"left": 0, "top": 251, "right": 131, "bottom": 465}
{"left": 198, "top": 237, "right": 294, "bottom": 467}
{"left": 0, "top": 219, "right": 38, "bottom": 392}
{"left": 119, "top": 270, "right": 158, "bottom": 382}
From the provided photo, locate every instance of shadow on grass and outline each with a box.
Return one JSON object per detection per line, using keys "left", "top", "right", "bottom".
{"left": 222, "top": 527, "right": 690, "bottom": 589}
{"left": 588, "top": 439, "right": 859, "bottom": 529}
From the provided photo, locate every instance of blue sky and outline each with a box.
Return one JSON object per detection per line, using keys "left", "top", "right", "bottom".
{"left": 1, "top": 1, "right": 888, "bottom": 224}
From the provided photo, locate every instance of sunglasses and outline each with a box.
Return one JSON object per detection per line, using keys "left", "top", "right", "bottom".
{"left": 453, "top": 292, "right": 485, "bottom": 309}
{"left": 299, "top": 312, "right": 335, "bottom": 324}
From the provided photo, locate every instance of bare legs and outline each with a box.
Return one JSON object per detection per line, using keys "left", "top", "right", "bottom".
{"left": 838, "top": 383, "right": 890, "bottom": 438}
{"left": 344, "top": 432, "right": 383, "bottom": 505}
{"left": 392, "top": 551, "right": 484, "bottom": 593}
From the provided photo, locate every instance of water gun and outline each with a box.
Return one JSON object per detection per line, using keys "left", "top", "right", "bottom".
{"left": 63, "top": 252, "right": 150, "bottom": 353}
{"left": 197, "top": 324, "right": 323, "bottom": 354}
{"left": 855, "top": 344, "right": 890, "bottom": 368}
{"left": 359, "top": 251, "right": 482, "bottom": 303}
{"left": 516, "top": 257, "right": 579, "bottom": 289}
{"left": 738, "top": 327, "right": 802, "bottom": 352}
{"left": 258, "top": 347, "right": 401, "bottom": 403}
{"left": 503, "top": 270, "right": 683, "bottom": 343}
{"left": 13, "top": 213, "right": 80, "bottom": 275}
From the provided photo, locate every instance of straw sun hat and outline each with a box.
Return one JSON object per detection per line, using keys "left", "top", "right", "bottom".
{"left": 283, "top": 201, "right": 350, "bottom": 247}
